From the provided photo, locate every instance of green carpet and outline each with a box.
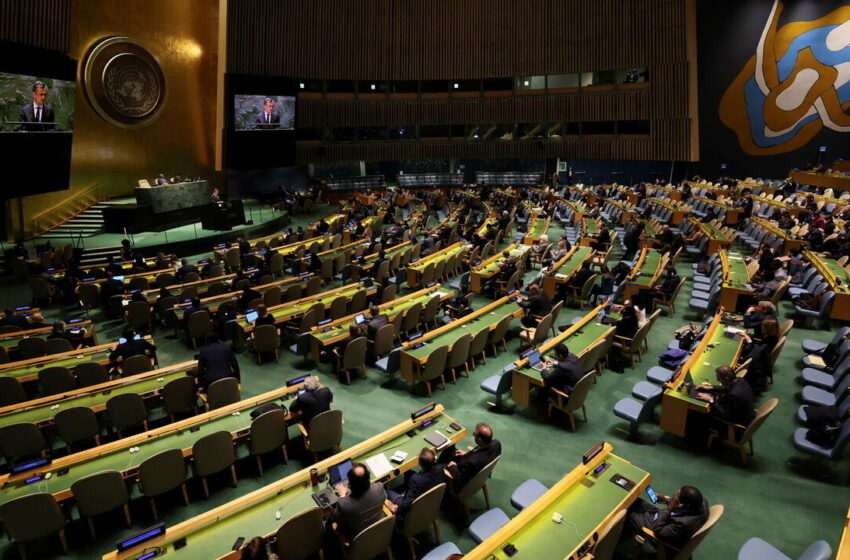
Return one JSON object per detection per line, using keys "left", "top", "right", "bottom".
{"left": 0, "top": 205, "right": 845, "bottom": 559}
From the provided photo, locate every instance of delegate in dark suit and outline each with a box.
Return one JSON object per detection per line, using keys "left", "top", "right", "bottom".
{"left": 19, "top": 103, "right": 56, "bottom": 131}
{"left": 519, "top": 285, "right": 552, "bottom": 328}
{"left": 328, "top": 463, "right": 386, "bottom": 540}
{"left": 366, "top": 313, "right": 389, "bottom": 339}
{"left": 289, "top": 381, "right": 333, "bottom": 428}
{"left": 254, "top": 111, "right": 280, "bottom": 129}
{"left": 709, "top": 377, "right": 755, "bottom": 425}
{"left": 438, "top": 423, "right": 501, "bottom": 490}
{"left": 387, "top": 449, "right": 447, "bottom": 517}
{"left": 197, "top": 336, "right": 240, "bottom": 390}
{"left": 626, "top": 486, "right": 709, "bottom": 556}
{"left": 542, "top": 350, "right": 584, "bottom": 393}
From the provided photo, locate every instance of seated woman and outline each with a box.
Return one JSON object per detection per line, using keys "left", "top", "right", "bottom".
{"left": 612, "top": 304, "right": 639, "bottom": 345}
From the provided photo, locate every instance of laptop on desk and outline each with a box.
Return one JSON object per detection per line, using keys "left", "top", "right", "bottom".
{"left": 311, "top": 458, "right": 354, "bottom": 509}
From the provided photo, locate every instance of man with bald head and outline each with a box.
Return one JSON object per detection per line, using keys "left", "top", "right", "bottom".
{"left": 438, "top": 422, "right": 501, "bottom": 488}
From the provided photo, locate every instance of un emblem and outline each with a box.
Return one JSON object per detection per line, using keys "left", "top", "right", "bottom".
{"left": 82, "top": 37, "right": 166, "bottom": 127}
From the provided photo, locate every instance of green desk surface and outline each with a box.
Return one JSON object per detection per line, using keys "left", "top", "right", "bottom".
{"left": 311, "top": 288, "right": 454, "bottom": 344}
{"left": 550, "top": 246, "right": 593, "bottom": 278}
{"left": 702, "top": 222, "right": 729, "bottom": 241}
{"left": 404, "top": 301, "right": 521, "bottom": 360}
{"left": 0, "top": 345, "right": 117, "bottom": 382}
{"left": 0, "top": 328, "right": 90, "bottom": 350}
{"left": 0, "top": 364, "right": 194, "bottom": 429}
{"left": 632, "top": 251, "right": 661, "bottom": 288}
{"left": 724, "top": 252, "right": 751, "bottom": 289}
{"left": 155, "top": 413, "right": 461, "bottom": 560}
{"left": 641, "top": 220, "right": 657, "bottom": 237}
{"left": 173, "top": 277, "right": 309, "bottom": 313}
{"left": 236, "top": 284, "right": 373, "bottom": 329}
{"left": 137, "top": 276, "right": 237, "bottom": 304}
{"left": 527, "top": 217, "right": 548, "bottom": 237}
{"left": 320, "top": 241, "right": 370, "bottom": 260}
{"left": 0, "top": 393, "right": 285, "bottom": 507}
{"left": 666, "top": 320, "right": 741, "bottom": 406}
{"left": 355, "top": 242, "right": 412, "bottom": 270}
{"left": 568, "top": 201, "right": 587, "bottom": 212}
{"left": 480, "top": 455, "right": 647, "bottom": 559}
{"left": 584, "top": 219, "right": 598, "bottom": 235}
{"left": 408, "top": 244, "right": 467, "bottom": 272}
{"left": 514, "top": 319, "right": 614, "bottom": 383}
{"left": 474, "top": 246, "right": 528, "bottom": 276}
{"left": 815, "top": 254, "right": 850, "bottom": 294}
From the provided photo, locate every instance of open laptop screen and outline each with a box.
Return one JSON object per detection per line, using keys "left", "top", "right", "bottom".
{"left": 328, "top": 459, "right": 354, "bottom": 485}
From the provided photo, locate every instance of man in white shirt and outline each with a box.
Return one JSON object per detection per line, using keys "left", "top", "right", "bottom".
{"left": 19, "top": 81, "right": 56, "bottom": 131}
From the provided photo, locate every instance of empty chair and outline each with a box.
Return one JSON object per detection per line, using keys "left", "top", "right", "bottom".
{"left": 252, "top": 324, "right": 281, "bottom": 364}
{"left": 737, "top": 538, "right": 832, "bottom": 560}
{"left": 16, "top": 336, "right": 45, "bottom": 359}
{"left": 480, "top": 368, "right": 514, "bottom": 412}
{"left": 487, "top": 314, "right": 513, "bottom": 355}
{"left": 422, "top": 542, "right": 462, "bottom": 560}
{"left": 121, "top": 354, "right": 153, "bottom": 376}
{"left": 468, "top": 507, "right": 511, "bottom": 544}
{"left": 54, "top": 406, "right": 102, "bottom": 451}
{"left": 44, "top": 337, "right": 73, "bottom": 355}
{"left": 467, "top": 327, "right": 490, "bottom": 369}
{"left": 106, "top": 392, "right": 149, "bottom": 437}
{"left": 613, "top": 385, "right": 664, "bottom": 439}
{"left": 510, "top": 479, "right": 548, "bottom": 511}
{"left": 75, "top": 361, "right": 110, "bottom": 387}
{"left": 330, "top": 295, "right": 349, "bottom": 320}
{"left": 249, "top": 408, "right": 289, "bottom": 475}
{"left": 0, "top": 376, "right": 27, "bottom": 406}
{"left": 187, "top": 310, "right": 213, "bottom": 348}
{"left": 547, "top": 372, "right": 595, "bottom": 431}
{"left": 162, "top": 376, "right": 199, "bottom": 421}
{"left": 338, "top": 515, "right": 395, "bottom": 560}
{"left": 71, "top": 470, "right": 132, "bottom": 538}
{"left": 417, "top": 344, "right": 449, "bottom": 396}
{"left": 801, "top": 326, "right": 850, "bottom": 355}
{"left": 445, "top": 333, "right": 472, "bottom": 382}
{"left": 206, "top": 376, "right": 241, "bottom": 410}
{"left": 401, "top": 302, "right": 424, "bottom": 337}
{"left": 0, "top": 422, "right": 48, "bottom": 465}
{"left": 38, "top": 365, "right": 76, "bottom": 396}
{"left": 127, "top": 300, "right": 153, "bottom": 333}
{"left": 138, "top": 448, "right": 189, "bottom": 520}
{"left": 274, "top": 507, "right": 325, "bottom": 560}
{"left": 370, "top": 324, "right": 395, "bottom": 360}
{"left": 298, "top": 409, "right": 343, "bottom": 463}
{"left": 398, "top": 483, "right": 447, "bottom": 560}
{"left": 420, "top": 296, "right": 443, "bottom": 330}
{"left": 336, "top": 336, "right": 368, "bottom": 384}
{"left": 192, "top": 430, "right": 238, "bottom": 498}
{"left": 0, "top": 493, "right": 67, "bottom": 560}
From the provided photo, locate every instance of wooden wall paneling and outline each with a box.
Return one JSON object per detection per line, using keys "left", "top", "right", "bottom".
{"left": 0, "top": 0, "right": 71, "bottom": 52}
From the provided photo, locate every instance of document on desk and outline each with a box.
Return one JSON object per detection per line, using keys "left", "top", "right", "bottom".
{"left": 365, "top": 453, "right": 394, "bottom": 478}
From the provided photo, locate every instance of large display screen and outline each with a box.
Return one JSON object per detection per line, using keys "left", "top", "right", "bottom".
{"left": 233, "top": 94, "right": 295, "bottom": 131}
{"left": 0, "top": 73, "right": 75, "bottom": 132}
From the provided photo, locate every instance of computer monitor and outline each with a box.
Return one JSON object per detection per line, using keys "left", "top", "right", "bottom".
{"left": 328, "top": 458, "right": 354, "bottom": 485}
{"left": 354, "top": 313, "right": 366, "bottom": 325}
{"left": 246, "top": 311, "right": 258, "bottom": 323}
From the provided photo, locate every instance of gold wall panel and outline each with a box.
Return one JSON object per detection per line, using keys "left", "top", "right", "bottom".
{"left": 14, "top": 0, "right": 221, "bottom": 236}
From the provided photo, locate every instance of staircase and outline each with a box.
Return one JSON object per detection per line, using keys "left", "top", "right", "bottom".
{"left": 38, "top": 200, "right": 128, "bottom": 241}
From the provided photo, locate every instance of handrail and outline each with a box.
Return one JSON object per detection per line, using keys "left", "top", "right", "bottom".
{"left": 31, "top": 183, "right": 106, "bottom": 235}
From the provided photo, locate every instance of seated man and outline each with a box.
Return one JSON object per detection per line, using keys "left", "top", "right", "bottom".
{"left": 742, "top": 300, "right": 776, "bottom": 340}
{"left": 650, "top": 267, "right": 680, "bottom": 300}
{"left": 238, "top": 284, "right": 263, "bottom": 313}
{"left": 289, "top": 375, "right": 333, "bottom": 428}
{"left": 175, "top": 258, "right": 199, "bottom": 282}
{"left": 694, "top": 366, "right": 756, "bottom": 427}
{"left": 46, "top": 320, "right": 86, "bottom": 347}
{"left": 0, "top": 307, "right": 31, "bottom": 330}
{"left": 518, "top": 284, "right": 552, "bottom": 328}
{"left": 386, "top": 448, "right": 447, "bottom": 517}
{"left": 366, "top": 305, "right": 389, "bottom": 339}
{"left": 109, "top": 327, "right": 157, "bottom": 373}
{"left": 541, "top": 343, "right": 585, "bottom": 394}
{"left": 625, "top": 485, "right": 709, "bottom": 557}
{"left": 329, "top": 462, "right": 386, "bottom": 540}
{"left": 438, "top": 422, "right": 501, "bottom": 489}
